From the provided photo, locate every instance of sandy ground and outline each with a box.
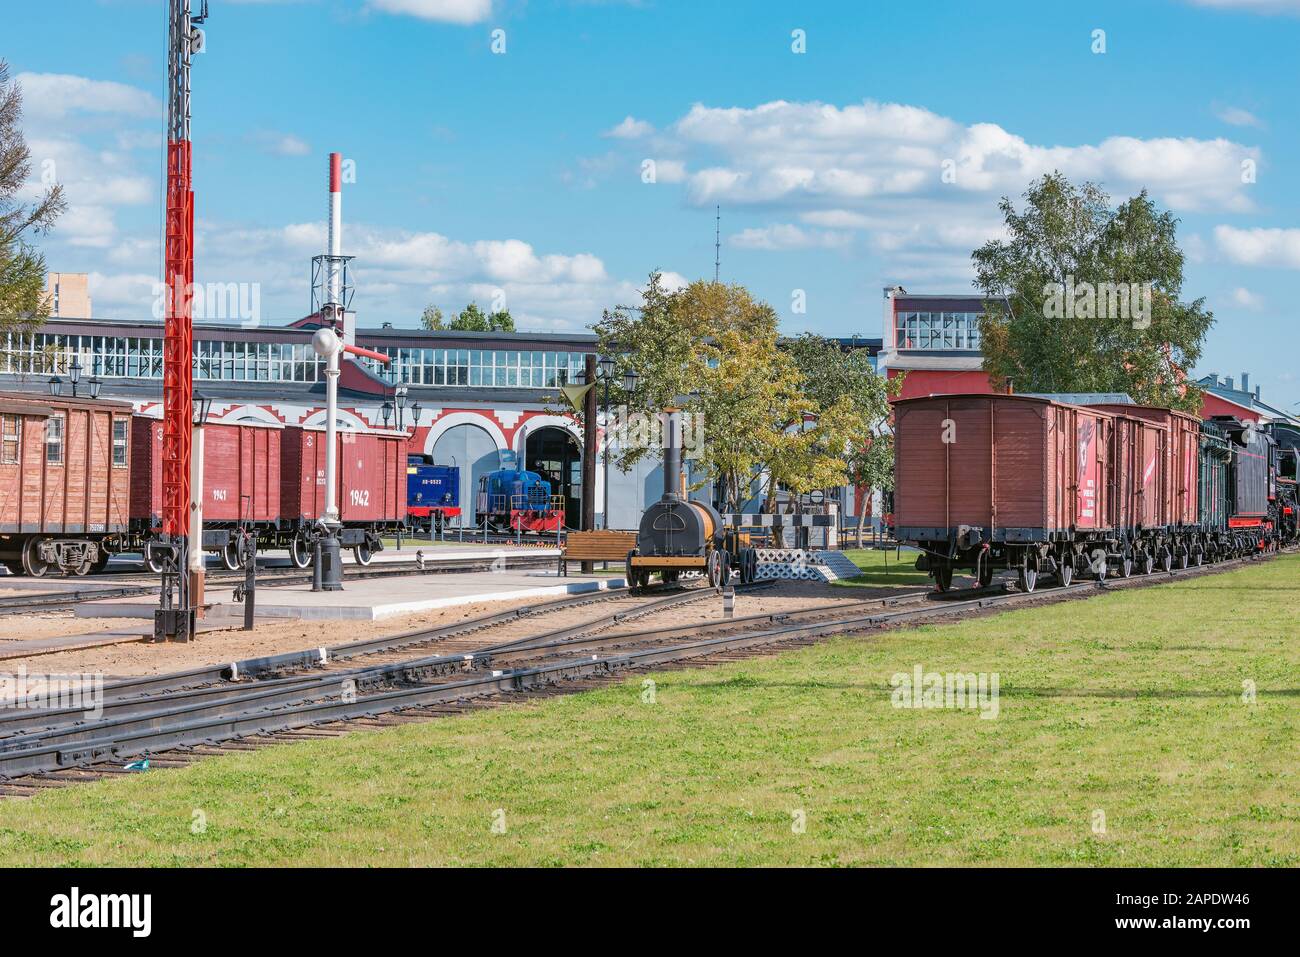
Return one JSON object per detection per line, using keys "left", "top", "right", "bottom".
{"left": 0, "top": 580, "right": 910, "bottom": 685}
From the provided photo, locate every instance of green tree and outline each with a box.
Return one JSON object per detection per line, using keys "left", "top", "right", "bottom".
{"left": 449, "top": 302, "right": 515, "bottom": 332}
{"left": 786, "top": 334, "right": 901, "bottom": 545}
{"left": 972, "top": 172, "right": 1212, "bottom": 412}
{"left": 420, "top": 304, "right": 444, "bottom": 330}
{"left": 594, "top": 276, "right": 890, "bottom": 527}
{"left": 1, "top": 61, "right": 66, "bottom": 332}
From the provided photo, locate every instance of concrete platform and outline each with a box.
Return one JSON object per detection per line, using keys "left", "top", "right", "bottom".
{"left": 84, "top": 568, "right": 627, "bottom": 622}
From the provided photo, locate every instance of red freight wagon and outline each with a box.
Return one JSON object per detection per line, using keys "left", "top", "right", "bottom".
{"left": 131, "top": 416, "right": 284, "bottom": 570}
{"left": 894, "top": 394, "right": 1118, "bottom": 592}
{"left": 0, "top": 392, "right": 133, "bottom": 576}
{"left": 1092, "top": 404, "right": 1199, "bottom": 529}
{"left": 280, "top": 424, "right": 406, "bottom": 565}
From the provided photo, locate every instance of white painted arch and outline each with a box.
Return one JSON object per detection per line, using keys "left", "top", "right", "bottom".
{"left": 300, "top": 407, "right": 369, "bottom": 430}
{"left": 422, "top": 410, "right": 509, "bottom": 457}
{"left": 512, "top": 414, "right": 582, "bottom": 458}
{"left": 214, "top": 403, "right": 283, "bottom": 426}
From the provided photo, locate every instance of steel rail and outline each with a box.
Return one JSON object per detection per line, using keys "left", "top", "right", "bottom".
{"left": 0, "top": 549, "right": 1280, "bottom": 781}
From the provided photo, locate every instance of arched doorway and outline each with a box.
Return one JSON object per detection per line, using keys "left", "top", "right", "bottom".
{"left": 526, "top": 427, "right": 581, "bottom": 527}
{"left": 431, "top": 423, "right": 498, "bottom": 525}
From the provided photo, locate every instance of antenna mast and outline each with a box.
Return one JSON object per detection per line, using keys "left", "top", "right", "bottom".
{"left": 714, "top": 205, "right": 720, "bottom": 284}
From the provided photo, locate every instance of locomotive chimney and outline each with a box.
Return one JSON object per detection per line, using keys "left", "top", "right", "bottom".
{"left": 662, "top": 408, "right": 683, "bottom": 501}
{"left": 325, "top": 152, "right": 342, "bottom": 325}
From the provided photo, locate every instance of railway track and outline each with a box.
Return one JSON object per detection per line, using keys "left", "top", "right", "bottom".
{"left": 0, "top": 551, "right": 568, "bottom": 616}
{"left": 0, "top": 548, "right": 1282, "bottom": 794}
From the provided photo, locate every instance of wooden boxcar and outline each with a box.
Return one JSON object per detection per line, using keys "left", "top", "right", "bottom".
{"left": 279, "top": 424, "right": 407, "bottom": 565}
{"left": 130, "top": 416, "right": 284, "bottom": 569}
{"left": 0, "top": 392, "right": 133, "bottom": 576}
{"left": 894, "top": 394, "right": 1118, "bottom": 592}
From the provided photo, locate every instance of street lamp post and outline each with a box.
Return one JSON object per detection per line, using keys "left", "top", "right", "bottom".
{"left": 311, "top": 326, "right": 345, "bottom": 591}
{"left": 598, "top": 355, "right": 616, "bottom": 528}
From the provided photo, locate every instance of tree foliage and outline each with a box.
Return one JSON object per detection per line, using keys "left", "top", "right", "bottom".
{"left": 420, "top": 304, "right": 444, "bottom": 330}
{"left": 972, "top": 172, "right": 1212, "bottom": 412}
{"left": 594, "top": 275, "right": 897, "bottom": 512}
{"left": 449, "top": 302, "right": 514, "bottom": 332}
{"left": 1, "top": 61, "right": 66, "bottom": 332}
{"left": 420, "top": 302, "right": 515, "bottom": 332}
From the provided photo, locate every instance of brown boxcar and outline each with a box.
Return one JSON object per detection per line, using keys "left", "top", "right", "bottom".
{"left": 279, "top": 424, "right": 406, "bottom": 564}
{"left": 894, "top": 394, "right": 1117, "bottom": 592}
{"left": 0, "top": 392, "right": 133, "bottom": 575}
{"left": 131, "top": 416, "right": 282, "bottom": 528}
{"left": 1092, "top": 404, "right": 1198, "bottom": 528}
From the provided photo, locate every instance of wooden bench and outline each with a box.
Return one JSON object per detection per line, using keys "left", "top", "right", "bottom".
{"left": 559, "top": 530, "right": 638, "bottom": 576}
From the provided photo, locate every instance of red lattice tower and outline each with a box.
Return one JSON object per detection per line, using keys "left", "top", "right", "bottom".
{"left": 162, "top": 1, "right": 204, "bottom": 539}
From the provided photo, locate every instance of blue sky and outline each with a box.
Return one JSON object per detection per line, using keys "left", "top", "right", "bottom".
{"left": 9, "top": 0, "right": 1300, "bottom": 409}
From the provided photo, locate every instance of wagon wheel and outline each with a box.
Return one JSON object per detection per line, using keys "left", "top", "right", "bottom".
{"left": 1139, "top": 551, "right": 1154, "bottom": 575}
{"left": 1176, "top": 549, "right": 1189, "bottom": 570}
{"left": 145, "top": 546, "right": 166, "bottom": 575}
{"left": 353, "top": 541, "right": 375, "bottom": 566}
{"left": 975, "top": 549, "right": 994, "bottom": 589}
{"left": 221, "top": 540, "right": 242, "bottom": 571}
{"left": 89, "top": 551, "right": 112, "bottom": 575}
{"left": 1192, "top": 547, "right": 1204, "bottom": 567}
{"left": 718, "top": 550, "right": 733, "bottom": 588}
{"left": 21, "top": 538, "right": 50, "bottom": 578}
{"left": 1057, "top": 556, "right": 1073, "bottom": 588}
{"left": 289, "top": 534, "right": 312, "bottom": 569}
{"left": 1117, "top": 550, "right": 1133, "bottom": 578}
{"left": 1159, "top": 548, "right": 1173, "bottom": 573}
{"left": 70, "top": 553, "right": 94, "bottom": 576}
{"left": 933, "top": 560, "right": 953, "bottom": 592}
{"left": 706, "top": 550, "right": 721, "bottom": 588}
{"left": 1016, "top": 551, "right": 1039, "bottom": 594}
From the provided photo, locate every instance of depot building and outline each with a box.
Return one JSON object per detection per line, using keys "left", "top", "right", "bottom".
{"left": 26, "top": 283, "right": 1279, "bottom": 532}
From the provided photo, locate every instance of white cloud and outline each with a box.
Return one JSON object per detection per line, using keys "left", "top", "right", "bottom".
{"left": 650, "top": 272, "right": 689, "bottom": 294}
{"left": 366, "top": 0, "right": 492, "bottom": 24}
{"left": 248, "top": 131, "right": 312, "bottom": 157}
{"left": 1230, "top": 286, "right": 1266, "bottom": 309}
{"left": 799, "top": 209, "right": 872, "bottom": 229}
{"left": 15, "top": 72, "right": 159, "bottom": 120}
{"left": 655, "top": 98, "right": 1259, "bottom": 214}
{"left": 1214, "top": 105, "right": 1263, "bottom": 127}
{"left": 59, "top": 206, "right": 119, "bottom": 248}
{"left": 1214, "top": 225, "right": 1300, "bottom": 267}
{"left": 654, "top": 159, "right": 688, "bottom": 183}
{"left": 730, "top": 223, "right": 850, "bottom": 251}
{"left": 605, "top": 116, "right": 654, "bottom": 139}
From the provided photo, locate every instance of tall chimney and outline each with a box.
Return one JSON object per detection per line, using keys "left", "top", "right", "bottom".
{"left": 662, "top": 408, "right": 683, "bottom": 501}
{"left": 326, "top": 152, "right": 342, "bottom": 320}
{"left": 1241, "top": 372, "right": 1250, "bottom": 395}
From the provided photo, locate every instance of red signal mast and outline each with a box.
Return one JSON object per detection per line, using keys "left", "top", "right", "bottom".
{"left": 157, "top": 0, "right": 208, "bottom": 641}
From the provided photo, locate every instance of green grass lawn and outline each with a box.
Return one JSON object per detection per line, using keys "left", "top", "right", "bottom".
{"left": 0, "top": 554, "right": 1295, "bottom": 867}
{"left": 836, "top": 546, "right": 932, "bottom": 587}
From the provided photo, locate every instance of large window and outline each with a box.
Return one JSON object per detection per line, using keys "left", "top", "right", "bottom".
{"left": 1, "top": 331, "right": 588, "bottom": 388}
{"left": 1, "top": 415, "right": 19, "bottom": 464}
{"left": 112, "top": 418, "right": 128, "bottom": 467}
{"left": 45, "top": 415, "right": 64, "bottom": 466}
{"left": 896, "top": 311, "right": 983, "bottom": 351}
{"left": 364, "top": 348, "right": 591, "bottom": 389}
